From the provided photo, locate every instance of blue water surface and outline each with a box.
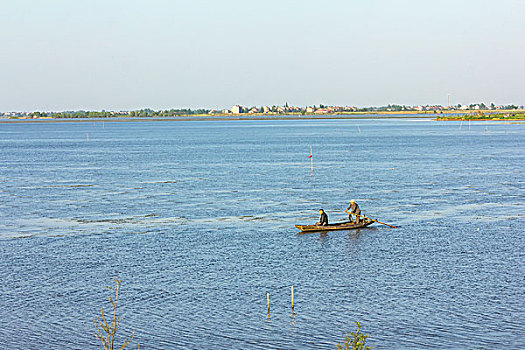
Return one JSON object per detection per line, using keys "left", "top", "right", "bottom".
{"left": 1, "top": 118, "right": 524, "bottom": 349}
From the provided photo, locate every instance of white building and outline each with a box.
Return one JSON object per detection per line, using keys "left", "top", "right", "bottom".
{"left": 231, "top": 105, "right": 243, "bottom": 114}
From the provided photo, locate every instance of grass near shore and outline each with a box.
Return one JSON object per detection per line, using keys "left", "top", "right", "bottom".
{"left": 436, "top": 111, "right": 525, "bottom": 121}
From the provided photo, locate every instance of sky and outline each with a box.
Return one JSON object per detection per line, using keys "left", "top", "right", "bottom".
{"left": 1, "top": 0, "right": 524, "bottom": 111}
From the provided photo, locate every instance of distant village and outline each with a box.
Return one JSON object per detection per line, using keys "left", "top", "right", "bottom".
{"left": 1, "top": 103, "right": 524, "bottom": 119}
{"left": 208, "top": 103, "right": 523, "bottom": 115}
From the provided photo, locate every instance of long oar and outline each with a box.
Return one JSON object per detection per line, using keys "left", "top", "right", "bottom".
{"left": 344, "top": 211, "right": 398, "bottom": 228}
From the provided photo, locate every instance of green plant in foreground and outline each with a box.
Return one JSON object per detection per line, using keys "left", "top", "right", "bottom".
{"left": 337, "top": 321, "right": 372, "bottom": 350}
{"left": 94, "top": 277, "right": 139, "bottom": 350}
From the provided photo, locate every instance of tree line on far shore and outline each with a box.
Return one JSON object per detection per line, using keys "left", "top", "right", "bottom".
{"left": 28, "top": 108, "right": 210, "bottom": 119}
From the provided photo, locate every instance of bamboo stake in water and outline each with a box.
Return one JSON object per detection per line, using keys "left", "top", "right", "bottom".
{"left": 267, "top": 292, "right": 270, "bottom": 315}
{"left": 291, "top": 286, "right": 295, "bottom": 312}
{"left": 310, "top": 146, "right": 313, "bottom": 174}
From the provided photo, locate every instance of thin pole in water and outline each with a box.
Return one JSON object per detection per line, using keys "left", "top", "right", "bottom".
{"left": 86, "top": 133, "right": 89, "bottom": 141}
{"left": 485, "top": 120, "right": 488, "bottom": 133}
{"left": 357, "top": 124, "right": 361, "bottom": 133}
{"left": 267, "top": 292, "right": 270, "bottom": 315}
{"left": 310, "top": 146, "right": 313, "bottom": 174}
{"left": 291, "top": 286, "right": 295, "bottom": 313}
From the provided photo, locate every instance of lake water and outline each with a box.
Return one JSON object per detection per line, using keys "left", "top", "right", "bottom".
{"left": 1, "top": 118, "right": 524, "bottom": 349}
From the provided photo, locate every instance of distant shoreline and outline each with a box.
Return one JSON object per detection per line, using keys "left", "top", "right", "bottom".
{"left": 2, "top": 109, "right": 525, "bottom": 123}
{"left": 1, "top": 113, "right": 438, "bottom": 123}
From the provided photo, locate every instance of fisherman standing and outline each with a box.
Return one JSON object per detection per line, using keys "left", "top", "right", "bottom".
{"left": 345, "top": 200, "right": 361, "bottom": 224}
{"left": 316, "top": 209, "right": 328, "bottom": 226}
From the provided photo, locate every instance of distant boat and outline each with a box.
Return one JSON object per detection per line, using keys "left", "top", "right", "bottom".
{"left": 295, "top": 220, "right": 373, "bottom": 233}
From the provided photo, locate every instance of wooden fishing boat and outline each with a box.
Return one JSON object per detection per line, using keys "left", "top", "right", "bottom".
{"left": 295, "top": 220, "right": 373, "bottom": 233}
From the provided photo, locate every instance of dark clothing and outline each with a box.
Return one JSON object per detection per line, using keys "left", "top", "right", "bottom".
{"left": 318, "top": 212, "right": 328, "bottom": 226}
{"left": 347, "top": 202, "right": 361, "bottom": 223}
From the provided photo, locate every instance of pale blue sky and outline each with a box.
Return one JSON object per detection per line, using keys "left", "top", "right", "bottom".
{"left": 1, "top": 0, "right": 524, "bottom": 111}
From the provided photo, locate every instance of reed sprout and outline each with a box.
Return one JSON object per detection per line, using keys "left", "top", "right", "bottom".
{"left": 337, "top": 321, "right": 372, "bottom": 350}
{"left": 94, "top": 277, "right": 139, "bottom": 350}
